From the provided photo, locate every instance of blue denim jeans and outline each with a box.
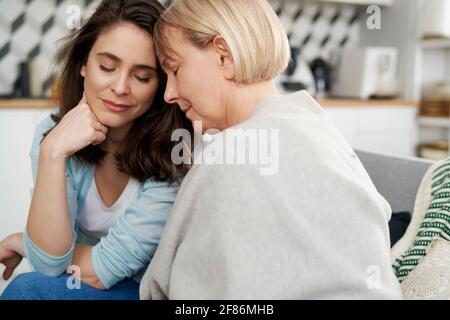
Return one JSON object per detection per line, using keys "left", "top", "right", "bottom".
{"left": 0, "top": 272, "right": 139, "bottom": 300}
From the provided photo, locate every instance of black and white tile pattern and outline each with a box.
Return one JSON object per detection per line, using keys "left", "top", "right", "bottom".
{"left": 272, "top": 0, "right": 360, "bottom": 63}
{"left": 0, "top": 0, "right": 361, "bottom": 97}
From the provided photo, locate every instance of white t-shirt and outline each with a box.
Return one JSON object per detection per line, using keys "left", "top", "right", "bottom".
{"left": 79, "top": 176, "right": 140, "bottom": 240}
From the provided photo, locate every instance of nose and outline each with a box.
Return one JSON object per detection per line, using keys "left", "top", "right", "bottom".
{"left": 164, "top": 75, "right": 178, "bottom": 104}
{"left": 111, "top": 72, "right": 130, "bottom": 96}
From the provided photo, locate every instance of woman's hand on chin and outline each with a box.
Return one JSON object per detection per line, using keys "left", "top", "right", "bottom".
{"left": 42, "top": 92, "right": 109, "bottom": 160}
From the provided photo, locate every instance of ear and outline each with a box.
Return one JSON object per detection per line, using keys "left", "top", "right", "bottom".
{"left": 212, "top": 36, "right": 234, "bottom": 80}
{"left": 80, "top": 65, "right": 86, "bottom": 78}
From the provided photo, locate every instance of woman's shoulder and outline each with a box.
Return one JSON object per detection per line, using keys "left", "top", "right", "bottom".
{"left": 252, "top": 90, "right": 324, "bottom": 118}
{"left": 140, "top": 177, "right": 182, "bottom": 193}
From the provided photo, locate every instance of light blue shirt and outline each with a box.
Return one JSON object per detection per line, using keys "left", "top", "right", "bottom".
{"left": 23, "top": 115, "right": 179, "bottom": 289}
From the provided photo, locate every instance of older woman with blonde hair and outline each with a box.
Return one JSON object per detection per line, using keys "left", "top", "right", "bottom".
{"left": 140, "top": 0, "right": 403, "bottom": 299}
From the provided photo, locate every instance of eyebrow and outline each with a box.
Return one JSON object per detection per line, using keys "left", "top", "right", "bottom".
{"left": 96, "top": 52, "right": 158, "bottom": 72}
{"left": 162, "top": 57, "right": 179, "bottom": 71}
{"left": 162, "top": 60, "right": 172, "bottom": 71}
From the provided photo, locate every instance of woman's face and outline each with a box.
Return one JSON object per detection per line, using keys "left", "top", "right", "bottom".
{"left": 81, "top": 22, "right": 160, "bottom": 129}
{"left": 161, "top": 27, "right": 228, "bottom": 132}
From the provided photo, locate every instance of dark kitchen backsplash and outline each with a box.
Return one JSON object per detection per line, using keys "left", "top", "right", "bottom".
{"left": 0, "top": 0, "right": 360, "bottom": 97}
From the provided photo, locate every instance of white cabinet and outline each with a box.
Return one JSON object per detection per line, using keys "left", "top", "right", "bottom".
{"left": 0, "top": 109, "right": 52, "bottom": 240}
{"left": 324, "top": 105, "right": 418, "bottom": 156}
{"left": 415, "top": 38, "right": 450, "bottom": 155}
{"left": 416, "top": 36, "right": 450, "bottom": 153}
{"left": 395, "top": 0, "right": 450, "bottom": 101}
{"left": 0, "top": 108, "right": 51, "bottom": 292}
{"left": 357, "top": 0, "right": 450, "bottom": 158}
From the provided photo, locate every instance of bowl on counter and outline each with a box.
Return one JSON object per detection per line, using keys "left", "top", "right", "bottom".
{"left": 418, "top": 141, "right": 449, "bottom": 160}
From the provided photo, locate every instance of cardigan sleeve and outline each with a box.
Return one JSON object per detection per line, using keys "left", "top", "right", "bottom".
{"left": 91, "top": 179, "right": 179, "bottom": 289}
{"left": 23, "top": 115, "right": 79, "bottom": 277}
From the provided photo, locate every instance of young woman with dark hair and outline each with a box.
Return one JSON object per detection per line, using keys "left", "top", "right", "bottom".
{"left": 0, "top": 0, "right": 192, "bottom": 300}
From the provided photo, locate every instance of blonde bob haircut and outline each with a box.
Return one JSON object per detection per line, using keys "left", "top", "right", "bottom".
{"left": 154, "top": 0, "right": 290, "bottom": 84}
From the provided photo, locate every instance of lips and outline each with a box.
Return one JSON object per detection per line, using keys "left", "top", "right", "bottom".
{"left": 102, "top": 99, "right": 132, "bottom": 112}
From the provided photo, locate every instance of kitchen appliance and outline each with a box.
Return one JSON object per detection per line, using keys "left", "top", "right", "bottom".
{"left": 332, "top": 47, "right": 399, "bottom": 99}
{"left": 278, "top": 47, "right": 316, "bottom": 95}
{"left": 421, "top": 0, "right": 450, "bottom": 39}
{"left": 418, "top": 141, "right": 449, "bottom": 161}
{"left": 309, "top": 57, "right": 331, "bottom": 99}
{"left": 13, "top": 62, "right": 31, "bottom": 98}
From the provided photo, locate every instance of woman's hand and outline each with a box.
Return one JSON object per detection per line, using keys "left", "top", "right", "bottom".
{"left": 42, "top": 93, "right": 108, "bottom": 160}
{"left": 0, "top": 233, "right": 24, "bottom": 281}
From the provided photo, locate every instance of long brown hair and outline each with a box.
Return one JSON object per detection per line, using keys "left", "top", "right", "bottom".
{"left": 49, "top": 0, "right": 192, "bottom": 183}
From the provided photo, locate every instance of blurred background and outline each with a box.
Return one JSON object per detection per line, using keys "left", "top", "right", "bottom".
{"left": 0, "top": 0, "right": 450, "bottom": 289}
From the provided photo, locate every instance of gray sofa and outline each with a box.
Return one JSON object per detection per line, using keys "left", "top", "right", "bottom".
{"left": 356, "top": 149, "right": 434, "bottom": 214}
{"left": 0, "top": 149, "right": 437, "bottom": 296}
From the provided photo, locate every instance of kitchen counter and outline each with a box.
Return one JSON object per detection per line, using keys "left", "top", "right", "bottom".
{"left": 0, "top": 98, "right": 419, "bottom": 109}
{"left": 317, "top": 98, "right": 418, "bottom": 107}
{"left": 0, "top": 99, "right": 56, "bottom": 109}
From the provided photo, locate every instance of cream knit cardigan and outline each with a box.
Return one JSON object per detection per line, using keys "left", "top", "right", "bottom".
{"left": 391, "top": 158, "right": 450, "bottom": 299}
{"left": 140, "top": 91, "right": 402, "bottom": 300}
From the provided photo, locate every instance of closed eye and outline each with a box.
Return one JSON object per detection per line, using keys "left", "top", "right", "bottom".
{"left": 135, "top": 75, "right": 152, "bottom": 83}
{"left": 99, "top": 65, "right": 114, "bottom": 73}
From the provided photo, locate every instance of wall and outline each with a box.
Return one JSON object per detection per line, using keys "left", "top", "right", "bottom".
{"left": 0, "top": 0, "right": 361, "bottom": 97}
{"left": 272, "top": 0, "right": 360, "bottom": 62}
{"left": 0, "top": 109, "right": 51, "bottom": 240}
{"left": 358, "top": 0, "right": 414, "bottom": 100}
{"left": 0, "top": 0, "right": 170, "bottom": 97}
{"left": 0, "top": 0, "right": 367, "bottom": 235}
{"left": 359, "top": 0, "right": 450, "bottom": 100}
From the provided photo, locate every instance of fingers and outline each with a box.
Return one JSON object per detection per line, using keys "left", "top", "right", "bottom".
{"left": 94, "top": 121, "right": 108, "bottom": 135}
{"left": 78, "top": 98, "right": 107, "bottom": 134}
{"left": 75, "top": 93, "right": 109, "bottom": 146}
{"left": 92, "top": 130, "right": 107, "bottom": 146}
{"left": 3, "top": 268, "right": 13, "bottom": 281}
{"left": 91, "top": 121, "right": 108, "bottom": 145}
{"left": 79, "top": 92, "right": 103, "bottom": 126}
